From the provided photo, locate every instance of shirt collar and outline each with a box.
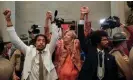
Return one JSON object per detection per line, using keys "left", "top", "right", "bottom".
{"left": 97, "top": 48, "right": 104, "bottom": 53}
{"left": 37, "top": 47, "right": 47, "bottom": 54}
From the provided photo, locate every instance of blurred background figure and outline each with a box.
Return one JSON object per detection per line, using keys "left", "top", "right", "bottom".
{"left": 10, "top": 49, "right": 25, "bottom": 80}
{"left": 2, "top": 42, "right": 16, "bottom": 60}
{"left": 110, "top": 33, "right": 133, "bottom": 80}
{"left": 0, "top": 40, "right": 14, "bottom": 80}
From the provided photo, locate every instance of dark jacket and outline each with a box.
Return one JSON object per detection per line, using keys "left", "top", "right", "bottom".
{"left": 78, "top": 46, "right": 118, "bottom": 80}
{"left": 78, "top": 24, "right": 118, "bottom": 80}
{"left": 78, "top": 24, "right": 92, "bottom": 54}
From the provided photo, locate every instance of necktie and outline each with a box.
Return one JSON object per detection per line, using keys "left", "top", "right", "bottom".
{"left": 99, "top": 51, "right": 103, "bottom": 67}
{"left": 97, "top": 51, "right": 104, "bottom": 80}
{"left": 39, "top": 51, "right": 43, "bottom": 80}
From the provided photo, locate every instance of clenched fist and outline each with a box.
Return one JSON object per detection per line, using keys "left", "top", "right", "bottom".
{"left": 80, "top": 6, "right": 89, "bottom": 14}
{"left": 3, "top": 9, "right": 11, "bottom": 21}
{"left": 3, "top": 9, "right": 13, "bottom": 27}
{"left": 46, "top": 11, "right": 52, "bottom": 21}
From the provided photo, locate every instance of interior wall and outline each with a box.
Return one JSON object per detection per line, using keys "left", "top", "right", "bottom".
{"left": 15, "top": 1, "right": 111, "bottom": 36}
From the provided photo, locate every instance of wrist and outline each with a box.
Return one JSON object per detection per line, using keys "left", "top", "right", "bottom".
{"left": 80, "top": 13, "right": 85, "bottom": 20}
{"left": 46, "top": 18, "right": 52, "bottom": 22}
{"left": 7, "top": 21, "right": 13, "bottom": 27}
{"left": 46, "top": 18, "right": 49, "bottom": 21}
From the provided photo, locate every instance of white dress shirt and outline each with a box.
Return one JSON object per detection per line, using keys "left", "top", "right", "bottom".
{"left": 7, "top": 23, "right": 59, "bottom": 80}
{"left": 29, "top": 50, "right": 49, "bottom": 80}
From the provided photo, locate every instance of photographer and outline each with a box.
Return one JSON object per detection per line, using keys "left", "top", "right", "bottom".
{"left": 4, "top": 9, "right": 59, "bottom": 80}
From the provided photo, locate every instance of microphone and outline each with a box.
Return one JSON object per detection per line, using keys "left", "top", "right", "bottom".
{"left": 54, "top": 10, "right": 58, "bottom": 17}
{"left": 54, "top": 10, "right": 58, "bottom": 21}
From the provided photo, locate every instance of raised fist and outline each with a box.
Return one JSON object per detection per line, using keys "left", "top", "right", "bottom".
{"left": 46, "top": 11, "right": 52, "bottom": 21}
{"left": 80, "top": 6, "right": 89, "bottom": 14}
{"left": 3, "top": 9, "right": 11, "bottom": 21}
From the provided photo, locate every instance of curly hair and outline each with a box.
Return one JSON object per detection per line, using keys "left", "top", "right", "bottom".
{"left": 90, "top": 30, "right": 108, "bottom": 46}
{"left": 34, "top": 34, "right": 48, "bottom": 45}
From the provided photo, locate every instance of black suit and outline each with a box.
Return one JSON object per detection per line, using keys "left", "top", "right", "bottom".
{"left": 78, "top": 46, "right": 118, "bottom": 80}
{"left": 78, "top": 24, "right": 118, "bottom": 80}
{"left": 78, "top": 24, "right": 92, "bottom": 54}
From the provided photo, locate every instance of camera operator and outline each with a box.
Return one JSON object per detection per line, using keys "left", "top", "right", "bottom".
{"left": 4, "top": 8, "right": 59, "bottom": 80}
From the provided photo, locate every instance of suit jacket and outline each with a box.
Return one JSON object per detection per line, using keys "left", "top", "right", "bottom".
{"left": 78, "top": 21, "right": 118, "bottom": 80}
{"left": 78, "top": 23, "right": 92, "bottom": 54}
{"left": 0, "top": 56, "right": 14, "bottom": 80}
{"left": 7, "top": 23, "right": 59, "bottom": 80}
{"left": 78, "top": 46, "right": 118, "bottom": 80}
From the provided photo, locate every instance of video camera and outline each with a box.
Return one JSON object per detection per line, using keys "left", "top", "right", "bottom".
{"left": 54, "top": 10, "right": 64, "bottom": 28}
{"left": 101, "top": 16, "right": 120, "bottom": 30}
{"left": 28, "top": 24, "right": 41, "bottom": 34}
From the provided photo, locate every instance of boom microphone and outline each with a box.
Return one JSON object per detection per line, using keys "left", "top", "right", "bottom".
{"left": 54, "top": 10, "right": 58, "bottom": 18}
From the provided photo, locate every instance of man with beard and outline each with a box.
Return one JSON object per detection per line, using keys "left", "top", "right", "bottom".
{"left": 4, "top": 9, "right": 59, "bottom": 80}
{"left": 78, "top": 6, "right": 118, "bottom": 80}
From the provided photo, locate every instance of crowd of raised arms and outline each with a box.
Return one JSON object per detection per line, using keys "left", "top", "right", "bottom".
{"left": 0, "top": 6, "right": 133, "bottom": 80}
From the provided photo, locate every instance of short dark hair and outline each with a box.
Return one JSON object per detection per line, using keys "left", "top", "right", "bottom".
{"left": 0, "top": 40, "right": 4, "bottom": 54}
{"left": 34, "top": 34, "right": 48, "bottom": 44}
{"left": 90, "top": 30, "right": 108, "bottom": 46}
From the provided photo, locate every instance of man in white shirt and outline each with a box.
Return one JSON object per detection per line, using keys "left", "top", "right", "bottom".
{"left": 4, "top": 9, "right": 59, "bottom": 80}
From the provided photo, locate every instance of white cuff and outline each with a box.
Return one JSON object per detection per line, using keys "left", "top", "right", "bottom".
{"left": 7, "top": 27, "right": 15, "bottom": 31}
{"left": 79, "top": 20, "right": 85, "bottom": 25}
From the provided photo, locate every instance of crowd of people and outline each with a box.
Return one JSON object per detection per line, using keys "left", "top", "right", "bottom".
{"left": 0, "top": 6, "right": 133, "bottom": 80}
